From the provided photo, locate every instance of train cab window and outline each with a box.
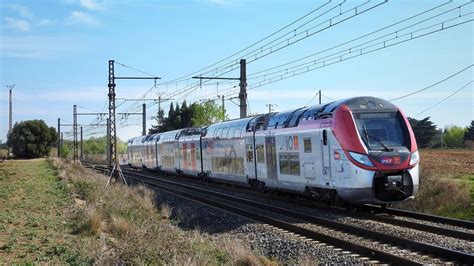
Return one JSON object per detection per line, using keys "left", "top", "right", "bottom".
{"left": 304, "top": 138, "right": 312, "bottom": 153}
{"left": 256, "top": 145, "right": 265, "bottom": 163}
{"left": 246, "top": 145, "right": 254, "bottom": 162}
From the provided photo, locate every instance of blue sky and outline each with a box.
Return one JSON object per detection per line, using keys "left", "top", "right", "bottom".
{"left": 0, "top": 0, "right": 473, "bottom": 143}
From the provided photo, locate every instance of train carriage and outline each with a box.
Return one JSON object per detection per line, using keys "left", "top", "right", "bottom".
{"left": 176, "top": 128, "right": 203, "bottom": 176}
{"left": 156, "top": 130, "right": 181, "bottom": 173}
{"left": 128, "top": 96, "right": 419, "bottom": 205}
{"left": 127, "top": 136, "right": 146, "bottom": 169}
{"left": 201, "top": 118, "right": 253, "bottom": 185}
{"left": 143, "top": 134, "right": 160, "bottom": 169}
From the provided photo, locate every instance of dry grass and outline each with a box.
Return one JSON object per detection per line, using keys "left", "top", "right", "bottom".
{"left": 396, "top": 149, "right": 474, "bottom": 220}
{"left": 50, "top": 158, "right": 273, "bottom": 265}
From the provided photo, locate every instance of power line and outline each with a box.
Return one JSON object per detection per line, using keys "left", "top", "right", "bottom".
{"left": 115, "top": 61, "right": 159, "bottom": 77}
{"left": 245, "top": 3, "right": 473, "bottom": 89}
{"left": 159, "top": 0, "right": 387, "bottom": 103}
{"left": 391, "top": 64, "right": 473, "bottom": 101}
{"left": 414, "top": 80, "right": 473, "bottom": 116}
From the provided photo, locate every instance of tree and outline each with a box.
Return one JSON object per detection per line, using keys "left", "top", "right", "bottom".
{"left": 464, "top": 121, "right": 474, "bottom": 141}
{"left": 443, "top": 125, "right": 467, "bottom": 148}
{"left": 7, "top": 119, "right": 57, "bottom": 158}
{"left": 192, "top": 100, "right": 228, "bottom": 127}
{"left": 407, "top": 117, "right": 437, "bottom": 148}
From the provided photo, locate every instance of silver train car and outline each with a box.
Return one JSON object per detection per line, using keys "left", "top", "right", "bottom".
{"left": 127, "top": 97, "right": 420, "bottom": 205}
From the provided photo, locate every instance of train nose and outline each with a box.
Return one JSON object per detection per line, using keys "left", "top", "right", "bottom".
{"left": 374, "top": 171, "right": 413, "bottom": 202}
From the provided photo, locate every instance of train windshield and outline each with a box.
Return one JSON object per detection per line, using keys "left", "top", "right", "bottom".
{"left": 354, "top": 112, "right": 408, "bottom": 150}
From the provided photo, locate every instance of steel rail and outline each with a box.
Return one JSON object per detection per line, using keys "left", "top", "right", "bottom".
{"left": 102, "top": 166, "right": 472, "bottom": 264}
{"left": 360, "top": 204, "right": 474, "bottom": 230}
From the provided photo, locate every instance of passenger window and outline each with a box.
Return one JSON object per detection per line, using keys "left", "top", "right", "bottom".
{"left": 196, "top": 147, "right": 201, "bottom": 160}
{"left": 256, "top": 145, "right": 265, "bottom": 163}
{"left": 279, "top": 154, "right": 289, "bottom": 174}
{"left": 221, "top": 128, "right": 228, "bottom": 138}
{"left": 304, "top": 138, "right": 312, "bottom": 153}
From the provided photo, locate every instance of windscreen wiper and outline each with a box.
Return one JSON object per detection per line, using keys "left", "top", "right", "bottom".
{"left": 363, "top": 124, "right": 391, "bottom": 152}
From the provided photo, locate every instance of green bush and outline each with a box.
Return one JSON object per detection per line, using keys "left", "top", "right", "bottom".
{"left": 443, "top": 126, "right": 467, "bottom": 148}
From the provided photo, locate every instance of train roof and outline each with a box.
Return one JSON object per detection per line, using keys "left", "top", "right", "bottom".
{"left": 127, "top": 97, "right": 398, "bottom": 141}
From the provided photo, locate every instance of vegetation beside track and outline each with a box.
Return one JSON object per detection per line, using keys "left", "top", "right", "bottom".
{"left": 396, "top": 149, "right": 474, "bottom": 220}
{"left": 1, "top": 159, "right": 270, "bottom": 264}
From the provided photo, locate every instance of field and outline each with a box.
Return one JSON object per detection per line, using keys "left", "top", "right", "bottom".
{"left": 397, "top": 149, "right": 474, "bottom": 220}
{"left": 0, "top": 159, "right": 266, "bottom": 264}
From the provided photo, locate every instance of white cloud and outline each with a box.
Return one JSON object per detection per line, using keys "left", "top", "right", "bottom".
{"left": 69, "top": 11, "right": 99, "bottom": 26}
{"left": 3, "top": 17, "right": 30, "bottom": 32}
{"left": 0, "top": 35, "right": 76, "bottom": 59}
{"left": 79, "top": 0, "right": 104, "bottom": 11}
{"left": 4, "top": 4, "right": 34, "bottom": 19}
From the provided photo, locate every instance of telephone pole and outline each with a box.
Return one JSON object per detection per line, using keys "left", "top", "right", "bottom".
{"left": 6, "top": 84, "right": 14, "bottom": 156}
{"left": 142, "top": 103, "right": 146, "bottom": 136}
{"left": 192, "top": 58, "right": 247, "bottom": 118}
{"left": 318, "top": 89, "right": 322, "bottom": 104}
{"left": 218, "top": 95, "right": 225, "bottom": 118}
{"left": 73, "top": 105, "right": 78, "bottom": 161}
{"left": 57, "top": 118, "right": 61, "bottom": 158}
{"left": 266, "top": 103, "right": 278, "bottom": 114}
{"left": 239, "top": 59, "right": 247, "bottom": 118}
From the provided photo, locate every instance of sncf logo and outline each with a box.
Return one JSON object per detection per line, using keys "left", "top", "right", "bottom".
{"left": 334, "top": 151, "right": 341, "bottom": 160}
{"left": 381, "top": 156, "right": 401, "bottom": 165}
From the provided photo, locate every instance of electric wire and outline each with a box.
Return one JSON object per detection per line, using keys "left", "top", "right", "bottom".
{"left": 391, "top": 64, "right": 473, "bottom": 101}
{"left": 414, "top": 80, "right": 473, "bottom": 116}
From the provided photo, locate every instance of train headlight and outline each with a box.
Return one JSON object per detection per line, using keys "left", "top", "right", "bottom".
{"left": 348, "top": 151, "right": 374, "bottom": 167}
{"left": 410, "top": 150, "right": 419, "bottom": 166}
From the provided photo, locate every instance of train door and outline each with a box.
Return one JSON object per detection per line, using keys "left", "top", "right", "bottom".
{"left": 265, "top": 136, "right": 277, "bottom": 180}
{"left": 320, "top": 128, "right": 332, "bottom": 181}
{"left": 244, "top": 137, "right": 256, "bottom": 179}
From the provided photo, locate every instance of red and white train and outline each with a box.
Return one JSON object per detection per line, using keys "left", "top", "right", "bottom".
{"left": 127, "top": 97, "right": 419, "bottom": 205}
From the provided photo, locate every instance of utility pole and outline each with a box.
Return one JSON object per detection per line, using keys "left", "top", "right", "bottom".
{"left": 266, "top": 103, "right": 278, "bottom": 114}
{"left": 193, "top": 59, "right": 247, "bottom": 118}
{"left": 239, "top": 59, "right": 247, "bottom": 118}
{"left": 60, "top": 132, "right": 63, "bottom": 157}
{"left": 106, "top": 118, "right": 111, "bottom": 164}
{"left": 218, "top": 95, "right": 225, "bottom": 119}
{"left": 57, "top": 118, "right": 61, "bottom": 158}
{"left": 7, "top": 84, "right": 14, "bottom": 156}
{"left": 319, "top": 89, "right": 322, "bottom": 104}
{"left": 80, "top": 126, "right": 83, "bottom": 160}
{"left": 142, "top": 103, "right": 146, "bottom": 136}
{"left": 73, "top": 105, "right": 78, "bottom": 161}
{"left": 107, "top": 59, "right": 160, "bottom": 185}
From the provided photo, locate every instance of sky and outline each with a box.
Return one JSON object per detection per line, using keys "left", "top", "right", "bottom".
{"left": 0, "top": 0, "right": 473, "bottom": 143}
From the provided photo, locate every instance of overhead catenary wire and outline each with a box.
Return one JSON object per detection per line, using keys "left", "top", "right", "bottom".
{"left": 414, "top": 80, "right": 473, "bottom": 116}
{"left": 245, "top": 4, "right": 473, "bottom": 89}
{"left": 194, "top": 1, "right": 472, "bottom": 103}
{"left": 391, "top": 64, "right": 473, "bottom": 101}
{"left": 158, "top": 0, "right": 387, "bottom": 103}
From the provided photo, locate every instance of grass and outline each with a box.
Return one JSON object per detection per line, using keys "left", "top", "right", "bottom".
{"left": 50, "top": 159, "right": 272, "bottom": 264}
{"left": 395, "top": 149, "right": 474, "bottom": 220}
{"left": 0, "top": 159, "right": 88, "bottom": 264}
{"left": 1, "top": 159, "right": 273, "bottom": 265}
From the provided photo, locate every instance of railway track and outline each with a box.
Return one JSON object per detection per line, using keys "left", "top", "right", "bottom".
{"left": 85, "top": 163, "right": 474, "bottom": 264}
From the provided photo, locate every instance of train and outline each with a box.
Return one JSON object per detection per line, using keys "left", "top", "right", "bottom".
{"left": 127, "top": 96, "right": 419, "bottom": 205}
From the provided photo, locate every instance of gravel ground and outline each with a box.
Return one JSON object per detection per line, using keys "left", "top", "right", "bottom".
{"left": 127, "top": 172, "right": 472, "bottom": 264}
{"left": 153, "top": 174, "right": 474, "bottom": 255}
{"left": 145, "top": 183, "right": 368, "bottom": 264}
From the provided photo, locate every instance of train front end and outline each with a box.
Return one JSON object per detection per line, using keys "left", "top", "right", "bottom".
{"left": 331, "top": 97, "right": 419, "bottom": 205}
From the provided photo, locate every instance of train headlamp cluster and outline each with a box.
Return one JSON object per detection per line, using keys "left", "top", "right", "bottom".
{"left": 348, "top": 151, "right": 374, "bottom": 167}
{"left": 409, "top": 150, "right": 419, "bottom": 166}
